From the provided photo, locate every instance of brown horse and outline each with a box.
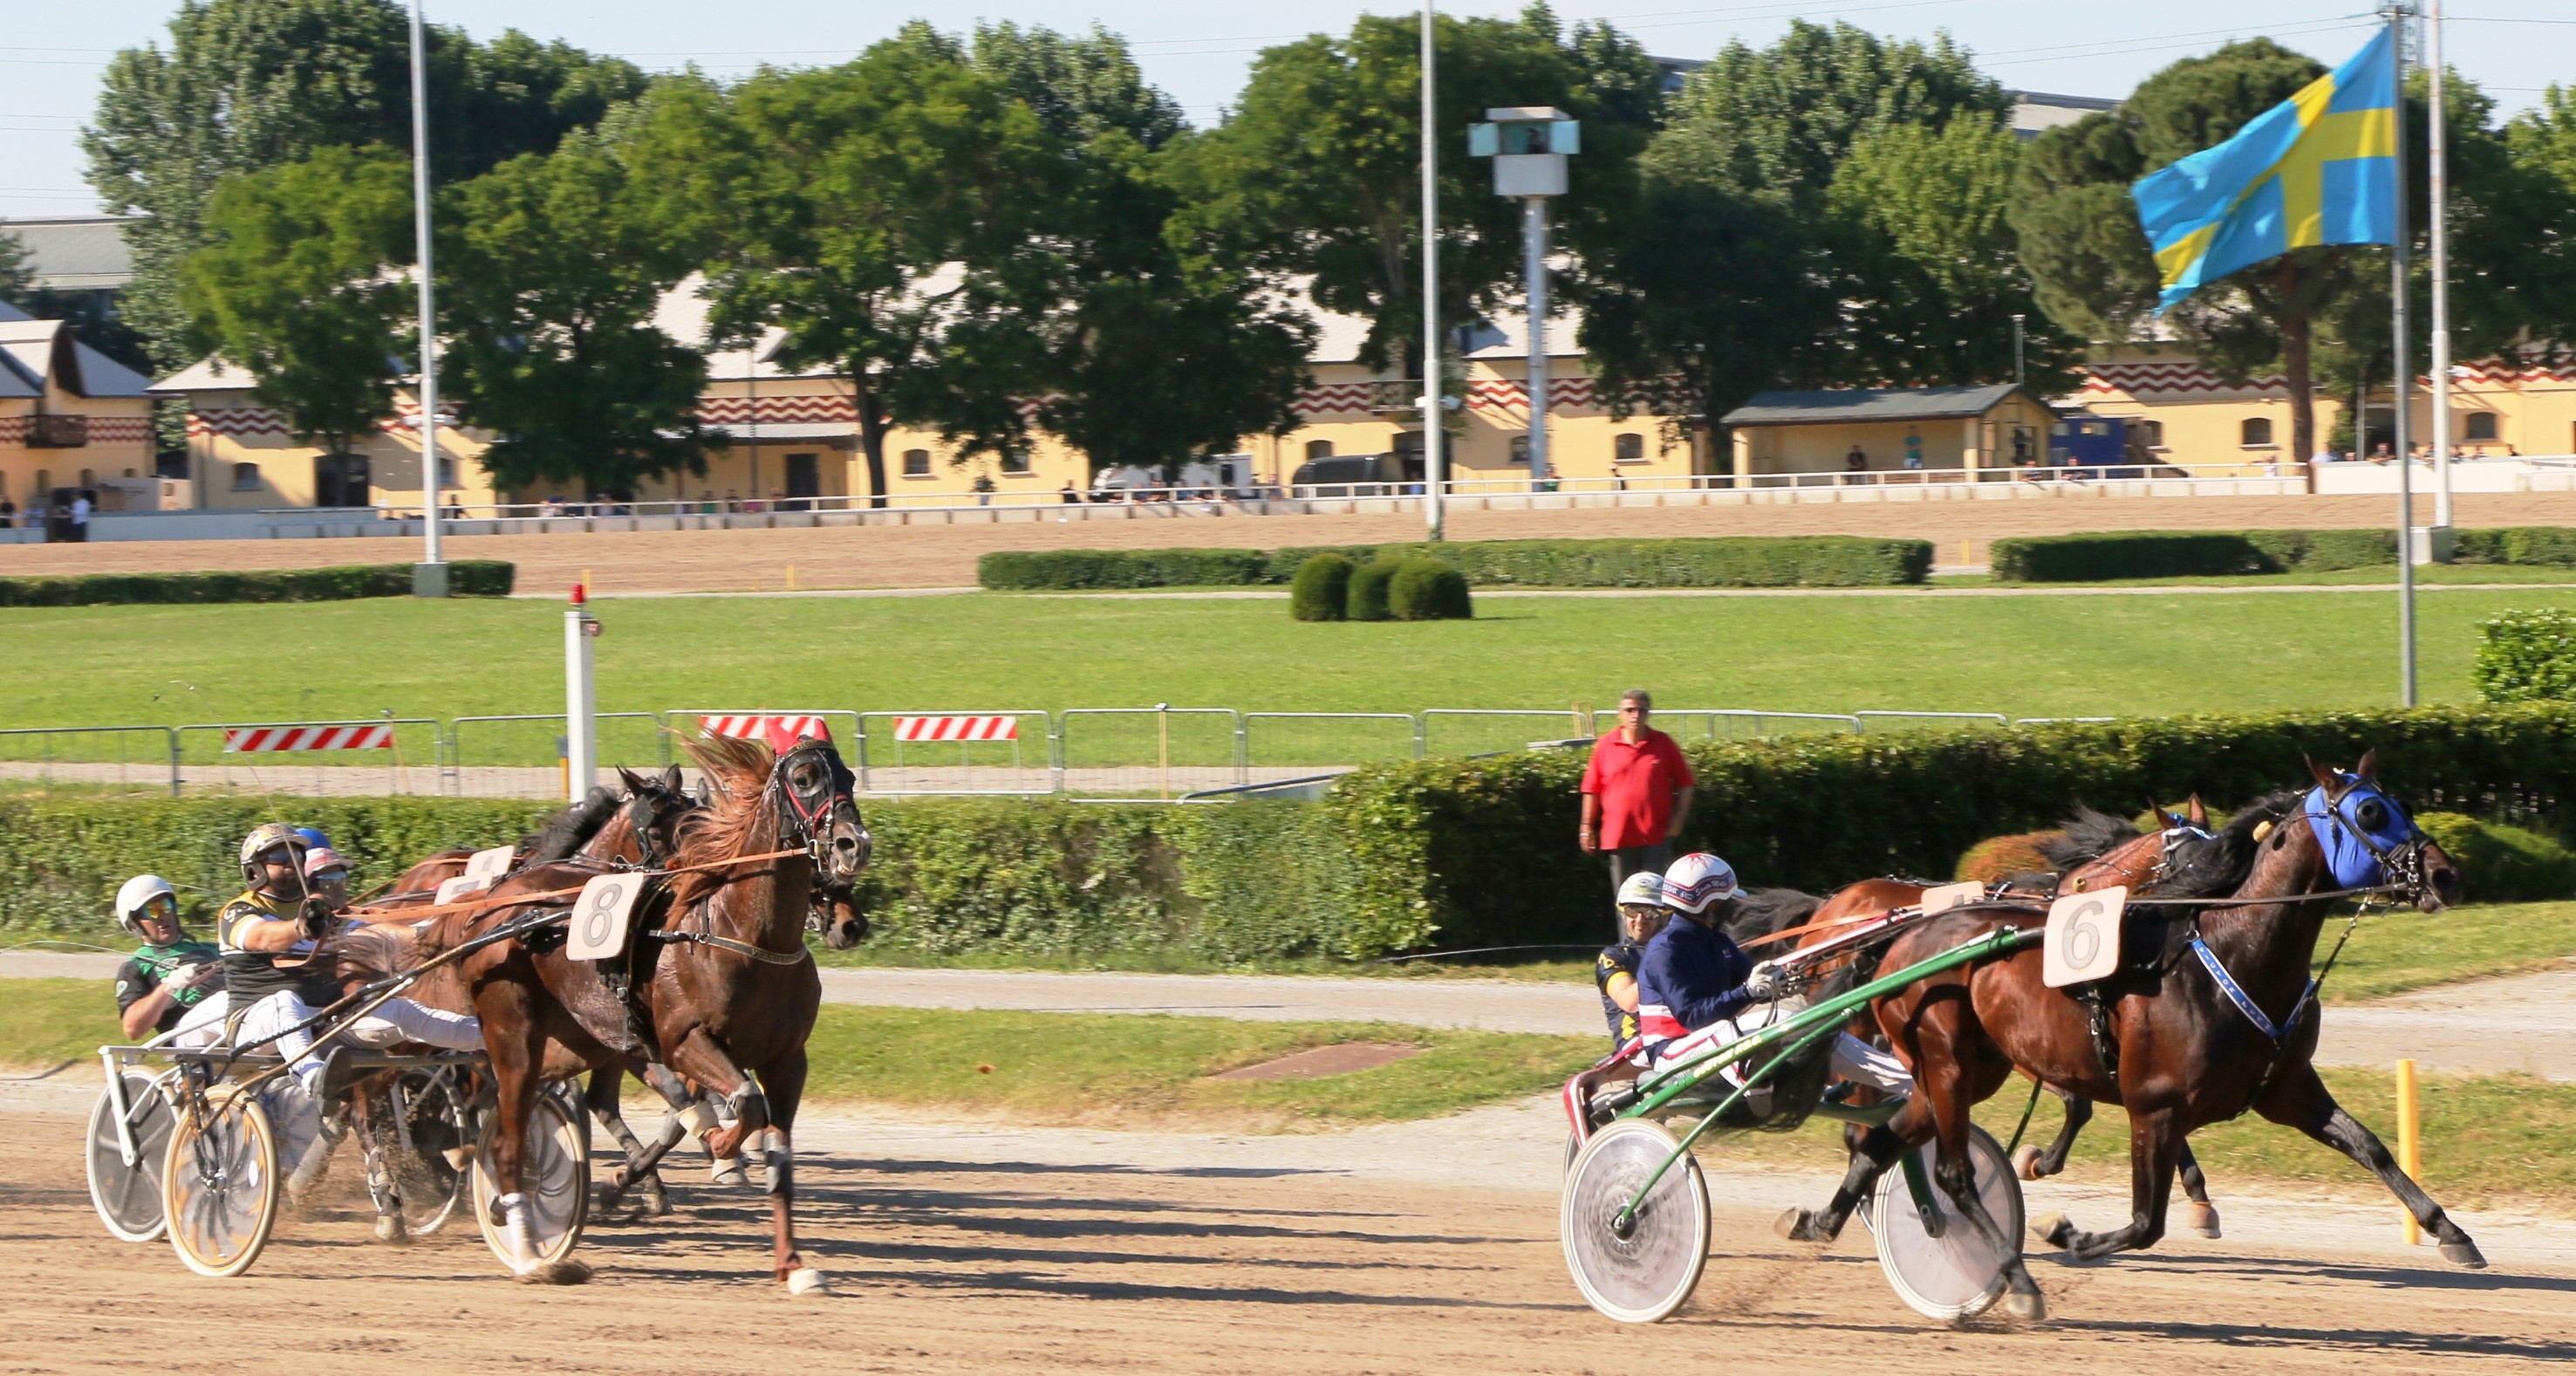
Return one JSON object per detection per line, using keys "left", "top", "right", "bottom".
{"left": 1776, "top": 756, "right": 2474, "bottom": 1323}
{"left": 405, "top": 733, "right": 867, "bottom": 1288}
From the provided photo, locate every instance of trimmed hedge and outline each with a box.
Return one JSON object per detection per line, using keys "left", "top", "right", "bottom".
{"left": 979, "top": 537, "right": 1933, "bottom": 591}
{"left": 0, "top": 561, "right": 513, "bottom": 606}
{"left": 1992, "top": 526, "right": 2576, "bottom": 582}
{"left": 1389, "top": 558, "right": 1472, "bottom": 620}
{"left": 2415, "top": 811, "right": 2576, "bottom": 904}
{"left": 1346, "top": 558, "right": 1397, "bottom": 621}
{"left": 2476, "top": 609, "right": 2576, "bottom": 702}
{"left": 1289, "top": 553, "right": 1353, "bottom": 621}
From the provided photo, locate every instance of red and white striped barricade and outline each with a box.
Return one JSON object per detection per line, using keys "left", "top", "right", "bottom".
{"left": 222, "top": 723, "right": 397, "bottom": 752}
{"left": 891, "top": 715, "right": 1019, "bottom": 743}
{"left": 699, "top": 714, "right": 835, "bottom": 753}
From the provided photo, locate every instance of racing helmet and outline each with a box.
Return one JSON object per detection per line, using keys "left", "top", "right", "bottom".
{"left": 1662, "top": 852, "right": 1748, "bottom": 914}
{"left": 113, "top": 873, "right": 180, "bottom": 939}
{"left": 294, "top": 827, "right": 331, "bottom": 851}
{"left": 238, "top": 823, "right": 311, "bottom": 885}
{"left": 302, "top": 846, "right": 350, "bottom": 880}
{"left": 1615, "top": 870, "right": 1668, "bottom": 909}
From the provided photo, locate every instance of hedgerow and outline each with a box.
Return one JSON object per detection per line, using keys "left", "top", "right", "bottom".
{"left": 0, "top": 561, "right": 513, "bottom": 606}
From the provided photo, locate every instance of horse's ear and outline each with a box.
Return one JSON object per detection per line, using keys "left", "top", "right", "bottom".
{"left": 2186, "top": 793, "right": 2208, "bottom": 827}
{"left": 616, "top": 767, "right": 645, "bottom": 792}
{"left": 660, "top": 763, "right": 683, "bottom": 791}
{"left": 2306, "top": 754, "right": 2340, "bottom": 791}
{"left": 2354, "top": 748, "right": 2380, "bottom": 783}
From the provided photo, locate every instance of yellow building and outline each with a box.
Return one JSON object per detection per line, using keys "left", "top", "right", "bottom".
{"left": 1721, "top": 385, "right": 2060, "bottom": 477}
{"left": 2072, "top": 345, "right": 2576, "bottom": 464}
{"left": 0, "top": 305, "right": 160, "bottom": 514}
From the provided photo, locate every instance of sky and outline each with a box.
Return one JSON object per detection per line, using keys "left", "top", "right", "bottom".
{"left": 4, "top": 1, "right": 2572, "bottom": 219}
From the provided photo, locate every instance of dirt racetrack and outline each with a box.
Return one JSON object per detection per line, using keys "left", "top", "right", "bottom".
{"left": 9, "top": 1081, "right": 2574, "bottom": 1373}
{"left": 6, "top": 492, "right": 2573, "bottom": 594}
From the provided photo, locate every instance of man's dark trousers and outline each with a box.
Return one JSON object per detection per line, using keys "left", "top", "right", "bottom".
{"left": 1605, "top": 841, "right": 1672, "bottom": 936}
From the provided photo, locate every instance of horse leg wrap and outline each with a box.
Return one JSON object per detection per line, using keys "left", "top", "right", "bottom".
{"left": 763, "top": 1130, "right": 794, "bottom": 1198}
{"left": 639, "top": 1065, "right": 698, "bottom": 1112}
{"left": 497, "top": 1192, "right": 537, "bottom": 1273}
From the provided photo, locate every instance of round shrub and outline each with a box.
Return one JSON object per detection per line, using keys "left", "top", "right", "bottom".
{"left": 1346, "top": 559, "right": 1400, "bottom": 621}
{"left": 1288, "top": 552, "right": 1354, "bottom": 621}
{"left": 2415, "top": 811, "right": 2576, "bottom": 902}
{"left": 1388, "top": 558, "right": 1472, "bottom": 620}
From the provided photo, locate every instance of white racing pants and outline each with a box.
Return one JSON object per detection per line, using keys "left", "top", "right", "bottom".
{"left": 1638, "top": 998, "right": 1913, "bottom": 1097}
{"left": 234, "top": 990, "right": 482, "bottom": 1096}
{"left": 165, "top": 989, "right": 231, "bottom": 1048}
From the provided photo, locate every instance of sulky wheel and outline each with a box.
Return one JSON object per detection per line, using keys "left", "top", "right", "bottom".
{"left": 1868, "top": 1124, "right": 2025, "bottom": 1324}
{"left": 472, "top": 1086, "right": 591, "bottom": 1274}
{"left": 87, "top": 1071, "right": 175, "bottom": 1243}
{"left": 1561, "top": 1119, "right": 1711, "bottom": 1324}
{"left": 386, "top": 1067, "right": 472, "bottom": 1236}
{"left": 161, "top": 1085, "right": 282, "bottom": 1278}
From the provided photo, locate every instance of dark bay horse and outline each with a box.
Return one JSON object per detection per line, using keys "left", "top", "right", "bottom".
{"left": 1776, "top": 756, "right": 2474, "bottom": 1322}
{"left": 407, "top": 734, "right": 868, "bottom": 1288}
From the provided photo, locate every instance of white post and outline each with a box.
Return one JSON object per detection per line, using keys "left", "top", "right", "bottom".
{"left": 564, "top": 584, "right": 596, "bottom": 800}
{"left": 1524, "top": 195, "right": 1549, "bottom": 487}
{"left": 1420, "top": 1, "right": 1445, "bottom": 541}
{"left": 2390, "top": 5, "right": 2418, "bottom": 706}
{"left": 407, "top": 0, "right": 446, "bottom": 597}
{"left": 2426, "top": 0, "right": 2455, "bottom": 552}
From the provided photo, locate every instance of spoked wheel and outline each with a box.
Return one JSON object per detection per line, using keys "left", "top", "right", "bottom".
{"left": 471, "top": 1086, "right": 590, "bottom": 1274}
{"left": 87, "top": 1072, "right": 174, "bottom": 1243}
{"left": 384, "top": 1068, "right": 471, "bottom": 1236}
{"left": 1561, "top": 1119, "right": 1711, "bottom": 1324}
{"left": 161, "top": 1085, "right": 282, "bottom": 1278}
{"left": 1868, "top": 1124, "right": 2025, "bottom": 1324}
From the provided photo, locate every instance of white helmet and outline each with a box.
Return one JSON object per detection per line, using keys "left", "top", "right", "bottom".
{"left": 1662, "top": 852, "right": 1749, "bottom": 914}
{"left": 1615, "top": 871, "right": 1667, "bottom": 908}
{"left": 114, "top": 874, "right": 179, "bottom": 938}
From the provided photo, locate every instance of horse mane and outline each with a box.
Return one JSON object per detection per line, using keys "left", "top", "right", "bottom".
{"left": 666, "top": 733, "right": 778, "bottom": 910}
{"left": 2149, "top": 788, "right": 2305, "bottom": 899}
{"left": 325, "top": 921, "right": 472, "bottom": 1015}
{"left": 2039, "top": 806, "right": 2143, "bottom": 870}
{"left": 521, "top": 786, "right": 624, "bottom": 865}
{"left": 1727, "top": 887, "right": 1821, "bottom": 944}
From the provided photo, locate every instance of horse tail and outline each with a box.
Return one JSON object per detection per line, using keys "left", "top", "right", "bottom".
{"left": 326, "top": 921, "right": 422, "bottom": 985}
{"left": 1728, "top": 887, "right": 1821, "bottom": 944}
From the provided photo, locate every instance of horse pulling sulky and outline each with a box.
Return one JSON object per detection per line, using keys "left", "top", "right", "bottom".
{"left": 1561, "top": 754, "right": 2480, "bottom": 1327}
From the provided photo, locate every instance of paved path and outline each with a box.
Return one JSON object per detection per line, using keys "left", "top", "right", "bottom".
{"left": 10, "top": 950, "right": 2571, "bottom": 1079}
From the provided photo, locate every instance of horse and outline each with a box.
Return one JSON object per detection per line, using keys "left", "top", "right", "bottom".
{"left": 406, "top": 732, "right": 867, "bottom": 1288}
{"left": 1727, "top": 798, "right": 2226, "bottom": 1236}
{"left": 1774, "top": 755, "right": 2474, "bottom": 1323}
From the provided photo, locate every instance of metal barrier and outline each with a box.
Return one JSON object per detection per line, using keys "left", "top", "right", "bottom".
{"left": 1616, "top": 709, "right": 1863, "bottom": 741}
{"left": 0, "top": 725, "right": 180, "bottom": 797}
{"left": 174, "top": 719, "right": 447, "bottom": 797}
{"left": 1058, "top": 708, "right": 1241, "bottom": 798}
{"left": 448, "top": 713, "right": 671, "bottom": 798}
{"left": 1853, "top": 710, "right": 2012, "bottom": 732}
{"left": 1420, "top": 709, "right": 1593, "bottom": 757}
{"left": 1240, "top": 712, "right": 1419, "bottom": 772}
{"left": 851, "top": 709, "right": 1058, "bottom": 796}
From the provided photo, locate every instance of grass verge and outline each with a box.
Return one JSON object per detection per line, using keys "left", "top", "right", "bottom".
{"left": 0, "top": 978, "right": 1596, "bottom": 1133}
{"left": 2321, "top": 900, "right": 2576, "bottom": 1002}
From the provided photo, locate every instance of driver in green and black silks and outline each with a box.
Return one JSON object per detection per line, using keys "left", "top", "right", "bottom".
{"left": 111, "top": 874, "right": 226, "bottom": 1043}
{"left": 1595, "top": 872, "right": 1671, "bottom": 1052}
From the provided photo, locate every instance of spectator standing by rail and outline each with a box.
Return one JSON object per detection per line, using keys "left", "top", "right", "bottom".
{"left": 1578, "top": 689, "right": 1695, "bottom": 934}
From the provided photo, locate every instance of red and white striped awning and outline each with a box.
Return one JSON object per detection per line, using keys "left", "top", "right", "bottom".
{"left": 892, "top": 715, "right": 1019, "bottom": 743}
{"left": 700, "top": 715, "right": 833, "bottom": 747}
{"left": 223, "top": 723, "right": 395, "bottom": 752}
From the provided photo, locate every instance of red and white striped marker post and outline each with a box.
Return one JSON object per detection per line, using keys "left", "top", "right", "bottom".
{"left": 892, "top": 715, "right": 1018, "bottom": 743}
{"left": 222, "top": 723, "right": 396, "bottom": 752}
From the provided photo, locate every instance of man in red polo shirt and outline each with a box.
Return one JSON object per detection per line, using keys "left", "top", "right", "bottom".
{"left": 1579, "top": 689, "right": 1696, "bottom": 932}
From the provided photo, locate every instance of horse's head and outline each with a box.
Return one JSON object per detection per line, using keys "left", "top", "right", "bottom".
{"left": 772, "top": 737, "right": 871, "bottom": 885}
{"left": 807, "top": 880, "right": 870, "bottom": 949}
{"left": 2305, "top": 750, "right": 2461, "bottom": 912}
{"left": 605, "top": 764, "right": 698, "bottom": 866}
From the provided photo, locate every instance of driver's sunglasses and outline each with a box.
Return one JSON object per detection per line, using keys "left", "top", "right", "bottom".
{"left": 142, "top": 894, "right": 180, "bottom": 921}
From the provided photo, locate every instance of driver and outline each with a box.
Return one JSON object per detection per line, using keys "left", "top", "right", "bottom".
{"left": 1635, "top": 852, "right": 1910, "bottom": 1100}
{"left": 110, "top": 874, "right": 225, "bottom": 1043}
{"left": 1595, "top": 872, "right": 1671, "bottom": 1051}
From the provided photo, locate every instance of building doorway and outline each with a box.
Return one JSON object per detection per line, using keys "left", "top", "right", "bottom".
{"left": 1391, "top": 430, "right": 1425, "bottom": 485}
{"left": 784, "top": 452, "right": 820, "bottom": 510}
{"left": 312, "top": 453, "right": 371, "bottom": 509}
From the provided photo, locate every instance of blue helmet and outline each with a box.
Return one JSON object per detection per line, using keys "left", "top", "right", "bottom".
{"left": 294, "top": 827, "right": 331, "bottom": 851}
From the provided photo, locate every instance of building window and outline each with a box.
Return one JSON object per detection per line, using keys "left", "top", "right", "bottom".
{"left": 31, "top": 470, "right": 47, "bottom": 496}
{"left": 1001, "top": 451, "right": 1030, "bottom": 474}
{"left": 901, "top": 448, "right": 931, "bottom": 477}
{"left": 1614, "top": 433, "right": 1646, "bottom": 463}
{"left": 2138, "top": 420, "right": 2165, "bottom": 448}
{"left": 2240, "top": 417, "right": 2274, "bottom": 448}
{"left": 1304, "top": 439, "right": 1335, "bottom": 461}
{"left": 1509, "top": 435, "right": 1531, "bottom": 464}
{"left": 2465, "top": 412, "right": 2498, "bottom": 442}
{"left": 229, "top": 462, "right": 261, "bottom": 491}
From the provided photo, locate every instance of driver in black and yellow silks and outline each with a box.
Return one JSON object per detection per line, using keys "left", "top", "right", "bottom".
{"left": 1595, "top": 871, "right": 1671, "bottom": 1052}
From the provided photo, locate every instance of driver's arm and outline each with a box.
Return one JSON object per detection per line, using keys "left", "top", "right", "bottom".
{"left": 230, "top": 916, "right": 307, "bottom": 952}
{"left": 116, "top": 967, "right": 176, "bottom": 1041}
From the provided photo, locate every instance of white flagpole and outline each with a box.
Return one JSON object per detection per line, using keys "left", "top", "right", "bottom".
{"left": 2427, "top": 0, "right": 2454, "bottom": 546}
{"left": 407, "top": 0, "right": 446, "bottom": 596}
{"left": 1421, "top": 1, "right": 1445, "bottom": 541}
{"left": 2390, "top": 4, "right": 2417, "bottom": 706}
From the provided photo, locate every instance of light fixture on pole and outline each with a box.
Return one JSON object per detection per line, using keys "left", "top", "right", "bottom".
{"left": 1469, "top": 107, "right": 1578, "bottom": 494}
{"left": 406, "top": 0, "right": 447, "bottom": 597}
{"left": 1419, "top": 2, "right": 1445, "bottom": 540}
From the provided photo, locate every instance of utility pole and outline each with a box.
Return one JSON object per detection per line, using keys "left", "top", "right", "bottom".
{"left": 1471, "top": 108, "right": 1577, "bottom": 496}
{"left": 2426, "top": 0, "right": 2455, "bottom": 558}
{"left": 2390, "top": 3, "right": 2418, "bottom": 705}
{"left": 406, "top": 0, "right": 446, "bottom": 597}
{"left": 2012, "top": 313, "right": 2026, "bottom": 389}
{"left": 564, "top": 584, "right": 598, "bottom": 799}
{"left": 1419, "top": 2, "right": 1445, "bottom": 541}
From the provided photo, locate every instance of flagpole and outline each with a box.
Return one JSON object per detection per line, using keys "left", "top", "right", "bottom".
{"left": 2427, "top": 0, "right": 2454, "bottom": 550}
{"left": 1420, "top": 0, "right": 1445, "bottom": 542}
{"left": 2389, "top": 3, "right": 2418, "bottom": 707}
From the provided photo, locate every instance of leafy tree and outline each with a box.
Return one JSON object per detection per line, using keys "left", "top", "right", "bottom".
{"left": 435, "top": 130, "right": 709, "bottom": 498}
{"left": 0, "top": 232, "right": 33, "bottom": 310}
{"left": 85, "top": 0, "right": 643, "bottom": 372}
{"left": 178, "top": 145, "right": 413, "bottom": 462}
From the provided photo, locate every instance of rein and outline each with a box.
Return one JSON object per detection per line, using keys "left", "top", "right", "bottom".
{"left": 340, "top": 846, "right": 811, "bottom": 922}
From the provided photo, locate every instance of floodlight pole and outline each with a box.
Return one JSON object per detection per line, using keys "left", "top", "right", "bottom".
{"left": 2427, "top": 0, "right": 2455, "bottom": 551}
{"left": 1420, "top": 1, "right": 1445, "bottom": 541}
{"left": 2012, "top": 314, "right": 2026, "bottom": 388}
{"left": 1469, "top": 108, "right": 1575, "bottom": 496}
{"left": 2390, "top": 3, "right": 2417, "bottom": 706}
{"left": 407, "top": 0, "right": 447, "bottom": 597}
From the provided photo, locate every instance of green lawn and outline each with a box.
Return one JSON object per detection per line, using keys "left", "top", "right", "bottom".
{"left": 4, "top": 585, "right": 2573, "bottom": 741}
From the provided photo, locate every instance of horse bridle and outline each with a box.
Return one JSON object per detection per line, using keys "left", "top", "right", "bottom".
{"left": 764, "top": 738, "right": 859, "bottom": 865}
{"left": 2307, "top": 773, "right": 2436, "bottom": 903}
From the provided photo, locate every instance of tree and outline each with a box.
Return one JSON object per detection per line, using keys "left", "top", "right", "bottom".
{"left": 179, "top": 146, "right": 413, "bottom": 465}
{"left": 1168, "top": 6, "right": 1658, "bottom": 375}
{"left": 435, "top": 130, "right": 709, "bottom": 498}
{"left": 0, "top": 232, "right": 33, "bottom": 310}
{"left": 85, "top": 0, "right": 644, "bottom": 372}
{"left": 630, "top": 28, "right": 1065, "bottom": 502}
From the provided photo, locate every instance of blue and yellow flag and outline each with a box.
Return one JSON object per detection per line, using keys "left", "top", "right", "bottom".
{"left": 2134, "top": 24, "right": 2399, "bottom": 312}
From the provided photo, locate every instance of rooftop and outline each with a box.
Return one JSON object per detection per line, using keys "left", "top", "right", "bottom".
{"left": 0, "top": 216, "right": 137, "bottom": 292}
{"left": 1720, "top": 384, "right": 2039, "bottom": 428}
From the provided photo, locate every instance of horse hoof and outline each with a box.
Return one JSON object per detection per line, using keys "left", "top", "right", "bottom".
{"left": 373, "top": 1215, "right": 411, "bottom": 1246}
{"left": 646, "top": 1195, "right": 674, "bottom": 1219}
{"left": 2002, "top": 1287, "right": 2047, "bottom": 1324}
{"left": 785, "top": 1267, "right": 828, "bottom": 1297}
{"left": 2011, "top": 1145, "right": 2046, "bottom": 1181}
{"left": 712, "top": 1159, "right": 749, "bottom": 1188}
{"left": 2183, "top": 1201, "right": 2222, "bottom": 1239}
{"left": 515, "top": 1259, "right": 593, "bottom": 1286}
{"left": 442, "top": 1146, "right": 475, "bottom": 1171}
{"left": 1773, "top": 1207, "right": 1835, "bottom": 1243}
{"left": 2440, "top": 1238, "right": 2489, "bottom": 1270}
{"left": 2032, "top": 1212, "right": 2076, "bottom": 1249}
